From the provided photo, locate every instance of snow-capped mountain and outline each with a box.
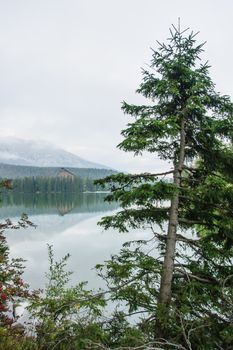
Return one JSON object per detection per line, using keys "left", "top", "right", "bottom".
{"left": 0, "top": 137, "right": 109, "bottom": 169}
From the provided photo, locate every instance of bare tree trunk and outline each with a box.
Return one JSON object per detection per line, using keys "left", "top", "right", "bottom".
{"left": 157, "top": 116, "right": 185, "bottom": 320}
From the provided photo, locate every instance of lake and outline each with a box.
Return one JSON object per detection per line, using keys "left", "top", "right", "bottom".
{"left": 1, "top": 192, "right": 149, "bottom": 292}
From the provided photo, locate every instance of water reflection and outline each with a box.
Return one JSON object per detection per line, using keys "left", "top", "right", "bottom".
{"left": 1, "top": 193, "right": 148, "bottom": 292}
{"left": 0, "top": 192, "right": 118, "bottom": 218}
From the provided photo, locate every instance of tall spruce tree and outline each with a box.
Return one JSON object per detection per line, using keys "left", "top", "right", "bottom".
{"left": 96, "top": 24, "right": 233, "bottom": 345}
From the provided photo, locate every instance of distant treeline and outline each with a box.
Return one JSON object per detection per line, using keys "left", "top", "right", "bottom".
{"left": 0, "top": 164, "right": 116, "bottom": 193}
{"left": 7, "top": 176, "right": 105, "bottom": 193}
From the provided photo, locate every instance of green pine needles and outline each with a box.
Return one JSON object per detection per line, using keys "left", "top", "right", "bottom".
{"left": 96, "top": 24, "right": 233, "bottom": 348}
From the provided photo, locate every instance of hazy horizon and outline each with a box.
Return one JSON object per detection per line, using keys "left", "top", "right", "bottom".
{"left": 0, "top": 0, "right": 232, "bottom": 172}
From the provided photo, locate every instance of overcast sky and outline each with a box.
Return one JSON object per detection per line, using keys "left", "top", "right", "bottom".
{"left": 0, "top": 0, "right": 232, "bottom": 172}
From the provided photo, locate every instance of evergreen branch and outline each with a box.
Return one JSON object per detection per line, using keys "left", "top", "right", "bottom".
{"left": 175, "top": 234, "right": 200, "bottom": 246}
{"left": 174, "top": 268, "right": 218, "bottom": 285}
{"left": 128, "top": 170, "right": 174, "bottom": 178}
{"left": 178, "top": 218, "right": 208, "bottom": 225}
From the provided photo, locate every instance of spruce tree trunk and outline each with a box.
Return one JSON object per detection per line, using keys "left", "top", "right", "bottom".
{"left": 157, "top": 116, "right": 185, "bottom": 315}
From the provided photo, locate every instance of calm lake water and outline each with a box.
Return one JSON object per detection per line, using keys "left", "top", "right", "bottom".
{"left": 1, "top": 193, "right": 149, "bottom": 291}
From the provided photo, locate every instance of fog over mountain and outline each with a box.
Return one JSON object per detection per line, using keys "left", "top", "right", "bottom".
{"left": 0, "top": 137, "right": 110, "bottom": 169}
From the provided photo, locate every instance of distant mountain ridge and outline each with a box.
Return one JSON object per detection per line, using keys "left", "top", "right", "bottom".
{"left": 0, "top": 137, "right": 110, "bottom": 169}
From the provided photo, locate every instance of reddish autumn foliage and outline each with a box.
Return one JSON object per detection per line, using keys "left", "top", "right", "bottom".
{"left": 0, "top": 293, "right": 7, "bottom": 301}
{"left": 0, "top": 216, "right": 37, "bottom": 327}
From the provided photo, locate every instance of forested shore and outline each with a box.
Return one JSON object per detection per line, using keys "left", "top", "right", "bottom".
{"left": 7, "top": 176, "right": 102, "bottom": 193}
